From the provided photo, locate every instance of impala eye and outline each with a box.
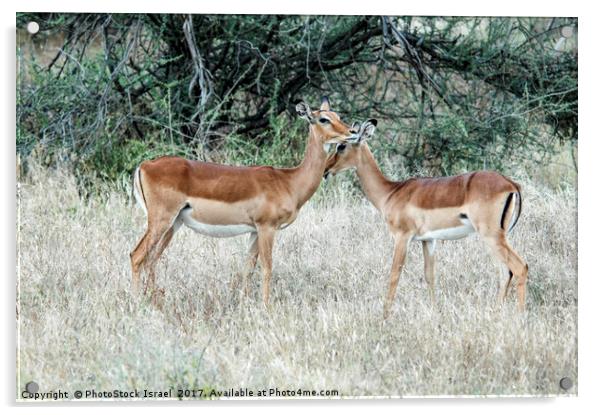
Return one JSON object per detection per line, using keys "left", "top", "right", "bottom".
{"left": 336, "top": 143, "right": 347, "bottom": 153}
{"left": 319, "top": 118, "right": 330, "bottom": 124}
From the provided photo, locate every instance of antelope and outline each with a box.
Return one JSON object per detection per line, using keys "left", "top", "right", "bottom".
{"left": 130, "top": 97, "right": 358, "bottom": 306}
{"left": 325, "top": 120, "right": 528, "bottom": 318}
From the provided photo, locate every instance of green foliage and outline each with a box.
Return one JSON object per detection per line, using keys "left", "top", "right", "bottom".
{"left": 87, "top": 139, "right": 190, "bottom": 181}
{"left": 222, "top": 115, "right": 307, "bottom": 168}
{"left": 16, "top": 13, "right": 577, "bottom": 182}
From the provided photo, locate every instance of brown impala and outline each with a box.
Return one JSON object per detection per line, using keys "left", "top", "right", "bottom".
{"left": 325, "top": 120, "right": 528, "bottom": 318}
{"left": 131, "top": 97, "right": 358, "bottom": 306}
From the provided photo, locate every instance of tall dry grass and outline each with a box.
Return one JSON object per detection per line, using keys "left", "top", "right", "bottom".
{"left": 17, "top": 163, "right": 577, "bottom": 398}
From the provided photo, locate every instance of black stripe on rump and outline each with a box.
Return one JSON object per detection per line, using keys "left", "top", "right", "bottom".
{"left": 500, "top": 193, "right": 514, "bottom": 230}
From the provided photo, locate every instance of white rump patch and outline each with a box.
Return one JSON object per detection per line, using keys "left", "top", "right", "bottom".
{"left": 414, "top": 223, "right": 475, "bottom": 242}
{"left": 179, "top": 208, "right": 255, "bottom": 238}
{"left": 132, "top": 166, "right": 148, "bottom": 217}
{"left": 507, "top": 193, "right": 519, "bottom": 231}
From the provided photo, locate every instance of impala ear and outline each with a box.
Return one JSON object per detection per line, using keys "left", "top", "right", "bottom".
{"left": 319, "top": 96, "right": 331, "bottom": 111}
{"left": 295, "top": 100, "right": 314, "bottom": 123}
{"left": 359, "top": 118, "right": 378, "bottom": 141}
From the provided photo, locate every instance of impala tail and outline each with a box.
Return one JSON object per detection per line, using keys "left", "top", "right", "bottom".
{"left": 132, "top": 165, "right": 148, "bottom": 217}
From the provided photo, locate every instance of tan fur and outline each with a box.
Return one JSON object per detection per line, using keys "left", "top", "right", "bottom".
{"left": 131, "top": 98, "right": 355, "bottom": 307}
{"left": 325, "top": 141, "right": 528, "bottom": 318}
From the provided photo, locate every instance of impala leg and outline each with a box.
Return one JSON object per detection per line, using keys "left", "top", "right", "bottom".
{"left": 130, "top": 213, "right": 178, "bottom": 298}
{"left": 384, "top": 233, "right": 410, "bottom": 319}
{"left": 498, "top": 268, "right": 514, "bottom": 305}
{"left": 482, "top": 233, "right": 528, "bottom": 311}
{"left": 130, "top": 230, "right": 150, "bottom": 294}
{"left": 131, "top": 227, "right": 160, "bottom": 294}
{"left": 421, "top": 240, "right": 437, "bottom": 304}
{"left": 231, "top": 233, "right": 259, "bottom": 295}
{"left": 144, "top": 220, "right": 181, "bottom": 302}
{"left": 257, "top": 226, "right": 276, "bottom": 308}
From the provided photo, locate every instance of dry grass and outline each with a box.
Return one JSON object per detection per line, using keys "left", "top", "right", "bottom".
{"left": 17, "top": 163, "right": 577, "bottom": 398}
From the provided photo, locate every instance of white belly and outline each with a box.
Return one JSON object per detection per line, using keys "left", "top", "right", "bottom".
{"left": 414, "top": 223, "right": 475, "bottom": 242}
{"left": 180, "top": 209, "right": 255, "bottom": 238}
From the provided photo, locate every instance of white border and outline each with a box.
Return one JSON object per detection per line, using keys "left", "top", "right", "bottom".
{"left": 9, "top": 0, "right": 580, "bottom": 16}
{"left": 4, "top": 1, "right": 599, "bottom": 414}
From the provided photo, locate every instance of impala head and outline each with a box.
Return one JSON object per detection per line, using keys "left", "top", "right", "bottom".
{"left": 323, "top": 118, "right": 378, "bottom": 179}
{"left": 295, "top": 97, "right": 357, "bottom": 146}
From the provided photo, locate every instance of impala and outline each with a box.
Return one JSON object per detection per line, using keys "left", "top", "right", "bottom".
{"left": 325, "top": 120, "right": 528, "bottom": 318}
{"left": 130, "top": 97, "right": 358, "bottom": 306}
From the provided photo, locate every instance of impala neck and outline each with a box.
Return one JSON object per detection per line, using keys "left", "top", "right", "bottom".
{"left": 291, "top": 128, "right": 329, "bottom": 207}
{"left": 355, "top": 144, "right": 394, "bottom": 211}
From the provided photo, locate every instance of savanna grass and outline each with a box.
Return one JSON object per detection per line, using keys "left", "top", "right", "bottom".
{"left": 17, "top": 163, "right": 577, "bottom": 398}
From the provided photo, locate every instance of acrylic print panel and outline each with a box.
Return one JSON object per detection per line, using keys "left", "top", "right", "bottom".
{"left": 16, "top": 13, "right": 578, "bottom": 400}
